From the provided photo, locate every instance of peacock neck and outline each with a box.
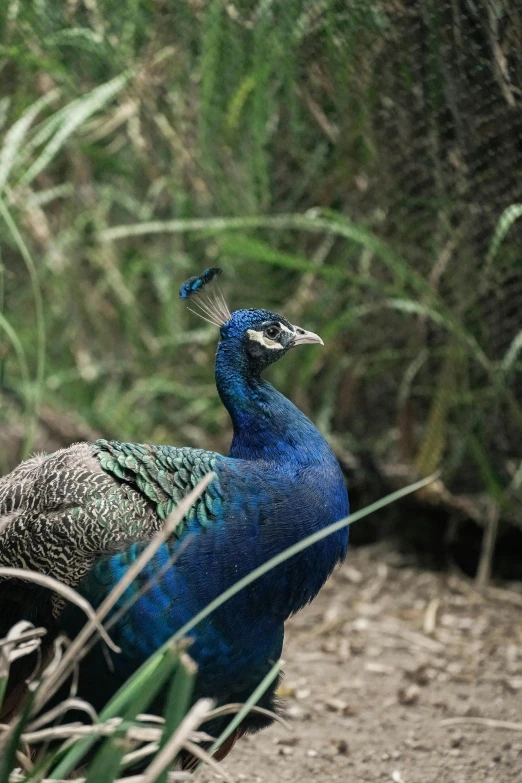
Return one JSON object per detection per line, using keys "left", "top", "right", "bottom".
{"left": 215, "top": 339, "right": 332, "bottom": 464}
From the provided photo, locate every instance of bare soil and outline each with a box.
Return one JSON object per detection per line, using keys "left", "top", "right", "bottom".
{"left": 197, "top": 545, "right": 522, "bottom": 783}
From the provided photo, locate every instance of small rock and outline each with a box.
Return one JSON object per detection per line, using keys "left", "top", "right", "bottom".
{"left": 365, "top": 661, "right": 394, "bottom": 675}
{"left": 273, "top": 736, "right": 300, "bottom": 747}
{"left": 321, "top": 639, "right": 338, "bottom": 655}
{"left": 279, "top": 746, "right": 294, "bottom": 756}
{"left": 464, "top": 704, "right": 482, "bottom": 718}
{"left": 342, "top": 566, "right": 364, "bottom": 584}
{"left": 391, "top": 771, "right": 403, "bottom": 783}
{"left": 406, "top": 664, "right": 433, "bottom": 686}
{"left": 331, "top": 738, "right": 349, "bottom": 755}
{"left": 397, "top": 684, "right": 420, "bottom": 706}
{"left": 286, "top": 704, "right": 306, "bottom": 720}
{"left": 324, "top": 697, "right": 358, "bottom": 716}
{"left": 276, "top": 685, "right": 296, "bottom": 698}
{"left": 307, "top": 749, "right": 318, "bottom": 758}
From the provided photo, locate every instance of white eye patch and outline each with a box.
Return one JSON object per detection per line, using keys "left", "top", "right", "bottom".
{"left": 246, "top": 329, "right": 284, "bottom": 350}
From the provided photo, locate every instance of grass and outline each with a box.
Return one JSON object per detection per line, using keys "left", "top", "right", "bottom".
{"left": 0, "top": 0, "right": 519, "bottom": 495}
{"left": 0, "top": 0, "right": 521, "bottom": 777}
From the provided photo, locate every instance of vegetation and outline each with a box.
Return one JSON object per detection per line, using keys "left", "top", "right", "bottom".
{"left": 0, "top": 0, "right": 521, "bottom": 776}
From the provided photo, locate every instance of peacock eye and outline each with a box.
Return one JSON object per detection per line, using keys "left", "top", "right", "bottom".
{"left": 265, "top": 325, "right": 281, "bottom": 340}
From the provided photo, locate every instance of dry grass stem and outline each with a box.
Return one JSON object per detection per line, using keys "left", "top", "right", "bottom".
{"left": 183, "top": 739, "right": 235, "bottom": 782}
{"left": 204, "top": 702, "right": 290, "bottom": 730}
{"left": 141, "top": 698, "right": 214, "bottom": 783}
{"left": 0, "top": 569, "right": 118, "bottom": 651}
{"left": 440, "top": 718, "right": 522, "bottom": 731}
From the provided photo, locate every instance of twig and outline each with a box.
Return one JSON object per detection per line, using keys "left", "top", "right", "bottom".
{"left": 27, "top": 697, "right": 98, "bottom": 731}
{"left": 475, "top": 501, "right": 500, "bottom": 590}
{"left": 441, "top": 718, "right": 522, "bottom": 731}
{"left": 0, "top": 628, "right": 47, "bottom": 651}
{"left": 486, "top": 4, "right": 517, "bottom": 107}
{"left": 423, "top": 598, "right": 440, "bottom": 635}
{"left": 121, "top": 742, "right": 159, "bottom": 767}
{"left": 369, "top": 619, "right": 445, "bottom": 653}
{"left": 484, "top": 584, "right": 522, "bottom": 609}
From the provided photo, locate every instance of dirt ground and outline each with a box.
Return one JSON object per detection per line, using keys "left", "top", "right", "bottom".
{"left": 197, "top": 544, "right": 522, "bottom": 783}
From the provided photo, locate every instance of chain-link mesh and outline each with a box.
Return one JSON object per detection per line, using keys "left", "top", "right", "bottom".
{"left": 0, "top": 1, "right": 521, "bottom": 533}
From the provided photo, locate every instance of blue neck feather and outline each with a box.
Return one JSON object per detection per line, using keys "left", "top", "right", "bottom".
{"left": 215, "top": 337, "right": 326, "bottom": 463}
{"left": 213, "top": 332, "right": 349, "bottom": 617}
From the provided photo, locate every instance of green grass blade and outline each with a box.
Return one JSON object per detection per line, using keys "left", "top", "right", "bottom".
{"left": 48, "top": 654, "right": 166, "bottom": 778}
{"left": 500, "top": 329, "right": 522, "bottom": 374}
{"left": 0, "top": 310, "right": 31, "bottom": 391}
{"left": 0, "top": 89, "right": 60, "bottom": 191}
{"left": 209, "top": 659, "right": 280, "bottom": 756}
{"left": 19, "top": 71, "right": 130, "bottom": 188}
{"left": 155, "top": 653, "right": 196, "bottom": 783}
{"left": 217, "top": 233, "right": 347, "bottom": 280}
{"left": 79, "top": 645, "right": 180, "bottom": 783}
{"left": 0, "top": 676, "right": 6, "bottom": 717}
{"left": 0, "top": 199, "right": 46, "bottom": 457}
{"left": 485, "top": 203, "right": 522, "bottom": 267}
{"left": 0, "top": 689, "right": 36, "bottom": 783}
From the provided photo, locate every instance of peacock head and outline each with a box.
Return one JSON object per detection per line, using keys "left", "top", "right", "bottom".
{"left": 180, "top": 268, "right": 323, "bottom": 374}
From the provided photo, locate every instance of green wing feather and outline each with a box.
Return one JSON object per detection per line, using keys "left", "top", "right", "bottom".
{"left": 93, "top": 439, "right": 222, "bottom": 529}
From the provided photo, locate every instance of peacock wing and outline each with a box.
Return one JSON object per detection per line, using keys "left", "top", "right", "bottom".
{"left": 93, "top": 439, "right": 224, "bottom": 531}
{"left": 0, "top": 440, "right": 223, "bottom": 631}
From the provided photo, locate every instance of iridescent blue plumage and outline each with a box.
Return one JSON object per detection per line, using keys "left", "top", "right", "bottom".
{"left": 67, "top": 300, "right": 349, "bottom": 743}
{"left": 179, "top": 267, "right": 222, "bottom": 300}
{"left": 0, "top": 271, "right": 349, "bottom": 753}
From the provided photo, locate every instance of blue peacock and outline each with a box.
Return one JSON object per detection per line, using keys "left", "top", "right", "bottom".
{"left": 0, "top": 268, "right": 349, "bottom": 757}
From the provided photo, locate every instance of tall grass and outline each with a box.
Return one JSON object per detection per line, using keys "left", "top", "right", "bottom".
{"left": 0, "top": 0, "right": 521, "bottom": 776}
{"left": 0, "top": 0, "right": 520, "bottom": 509}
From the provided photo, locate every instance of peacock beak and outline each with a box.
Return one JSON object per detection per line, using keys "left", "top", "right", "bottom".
{"left": 291, "top": 325, "right": 324, "bottom": 346}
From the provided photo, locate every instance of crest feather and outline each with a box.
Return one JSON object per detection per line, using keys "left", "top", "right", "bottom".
{"left": 179, "top": 268, "right": 231, "bottom": 327}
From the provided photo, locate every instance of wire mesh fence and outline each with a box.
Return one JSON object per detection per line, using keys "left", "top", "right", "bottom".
{"left": 0, "top": 0, "right": 521, "bottom": 548}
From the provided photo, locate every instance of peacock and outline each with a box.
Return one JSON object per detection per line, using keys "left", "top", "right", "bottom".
{"left": 0, "top": 268, "right": 349, "bottom": 757}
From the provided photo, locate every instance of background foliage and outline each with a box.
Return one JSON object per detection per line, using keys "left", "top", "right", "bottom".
{"left": 1, "top": 0, "right": 521, "bottom": 568}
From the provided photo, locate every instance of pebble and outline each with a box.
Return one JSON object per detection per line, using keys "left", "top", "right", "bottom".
{"left": 397, "top": 684, "right": 420, "bottom": 706}
{"left": 333, "top": 739, "right": 349, "bottom": 755}
{"left": 273, "top": 737, "right": 300, "bottom": 747}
